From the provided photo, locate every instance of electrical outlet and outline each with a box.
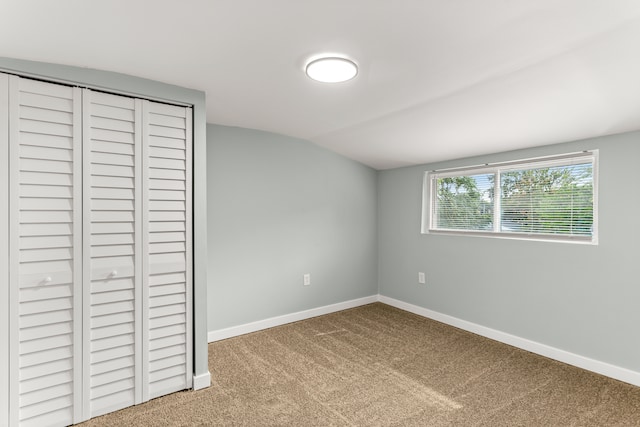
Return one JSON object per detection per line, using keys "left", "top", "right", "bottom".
{"left": 418, "top": 272, "right": 426, "bottom": 284}
{"left": 303, "top": 273, "right": 311, "bottom": 286}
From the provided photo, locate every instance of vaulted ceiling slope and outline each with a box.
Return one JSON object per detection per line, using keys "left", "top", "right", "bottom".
{"left": 1, "top": 1, "right": 639, "bottom": 169}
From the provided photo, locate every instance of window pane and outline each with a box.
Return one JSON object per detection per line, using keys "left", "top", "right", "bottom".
{"left": 426, "top": 152, "right": 597, "bottom": 242}
{"left": 500, "top": 163, "right": 593, "bottom": 235}
{"left": 434, "top": 174, "right": 494, "bottom": 231}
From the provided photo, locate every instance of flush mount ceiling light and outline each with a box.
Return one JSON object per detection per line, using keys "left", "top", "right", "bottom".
{"left": 305, "top": 56, "right": 358, "bottom": 83}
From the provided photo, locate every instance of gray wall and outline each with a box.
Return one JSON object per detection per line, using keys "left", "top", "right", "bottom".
{"left": 0, "top": 57, "right": 210, "bottom": 383}
{"left": 378, "top": 131, "right": 640, "bottom": 372}
{"left": 207, "top": 124, "right": 378, "bottom": 331}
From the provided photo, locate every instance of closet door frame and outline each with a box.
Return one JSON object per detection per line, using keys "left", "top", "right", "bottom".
{"left": 0, "top": 71, "right": 9, "bottom": 427}
{"left": 8, "top": 75, "right": 18, "bottom": 427}
{"left": 185, "top": 107, "right": 194, "bottom": 391}
{"left": 134, "top": 98, "right": 144, "bottom": 405}
{"left": 72, "top": 87, "right": 84, "bottom": 424}
{"left": 8, "top": 75, "right": 17, "bottom": 427}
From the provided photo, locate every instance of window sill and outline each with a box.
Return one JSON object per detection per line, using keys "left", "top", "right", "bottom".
{"left": 424, "top": 228, "right": 597, "bottom": 245}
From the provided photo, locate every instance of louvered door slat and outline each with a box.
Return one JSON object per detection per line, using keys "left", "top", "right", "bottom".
{"left": 20, "top": 283, "right": 73, "bottom": 303}
{"left": 20, "top": 184, "right": 73, "bottom": 199}
{"left": 20, "top": 145, "right": 73, "bottom": 161}
{"left": 8, "top": 75, "right": 82, "bottom": 427}
{"left": 90, "top": 103, "right": 135, "bottom": 121}
{"left": 20, "top": 171, "right": 73, "bottom": 186}
{"left": 91, "top": 356, "right": 133, "bottom": 377}
{"left": 83, "top": 89, "right": 142, "bottom": 419}
{"left": 20, "top": 92, "right": 73, "bottom": 113}
{"left": 20, "top": 311, "right": 73, "bottom": 329}
{"left": 92, "top": 140, "right": 135, "bottom": 156}
{"left": 19, "top": 120, "right": 73, "bottom": 137}
{"left": 21, "top": 198, "right": 74, "bottom": 211}
{"left": 22, "top": 360, "right": 73, "bottom": 382}
{"left": 143, "top": 101, "right": 192, "bottom": 400}
{"left": 19, "top": 395, "right": 73, "bottom": 427}
{"left": 19, "top": 132, "right": 73, "bottom": 150}
{"left": 20, "top": 106, "right": 73, "bottom": 125}
{"left": 148, "top": 135, "right": 186, "bottom": 150}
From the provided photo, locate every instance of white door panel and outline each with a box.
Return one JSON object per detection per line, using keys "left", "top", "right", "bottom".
{"left": 143, "top": 101, "right": 192, "bottom": 400}
{"left": 83, "top": 89, "right": 142, "bottom": 419}
{"left": 8, "top": 75, "right": 82, "bottom": 427}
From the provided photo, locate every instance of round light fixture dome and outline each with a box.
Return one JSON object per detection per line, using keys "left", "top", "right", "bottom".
{"left": 305, "top": 56, "right": 358, "bottom": 83}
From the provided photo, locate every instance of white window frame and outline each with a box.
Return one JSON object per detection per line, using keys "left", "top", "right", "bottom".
{"left": 422, "top": 150, "right": 599, "bottom": 244}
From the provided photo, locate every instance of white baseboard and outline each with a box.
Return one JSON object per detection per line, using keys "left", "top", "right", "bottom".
{"left": 378, "top": 295, "right": 640, "bottom": 388}
{"left": 193, "top": 371, "right": 211, "bottom": 390}
{"left": 207, "top": 295, "right": 378, "bottom": 342}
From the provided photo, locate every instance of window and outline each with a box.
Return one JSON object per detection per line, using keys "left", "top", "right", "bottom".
{"left": 423, "top": 151, "right": 598, "bottom": 243}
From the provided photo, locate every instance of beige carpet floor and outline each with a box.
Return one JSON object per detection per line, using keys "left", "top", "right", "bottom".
{"left": 79, "top": 303, "right": 640, "bottom": 426}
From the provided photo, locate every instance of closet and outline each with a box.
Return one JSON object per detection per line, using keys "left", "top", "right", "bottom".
{"left": 1, "top": 73, "right": 193, "bottom": 426}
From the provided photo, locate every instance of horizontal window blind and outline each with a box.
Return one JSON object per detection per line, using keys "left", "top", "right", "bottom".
{"left": 433, "top": 173, "right": 493, "bottom": 231}
{"left": 499, "top": 162, "right": 593, "bottom": 236}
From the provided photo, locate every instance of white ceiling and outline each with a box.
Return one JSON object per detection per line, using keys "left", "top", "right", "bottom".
{"left": 1, "top": 1, "right": 639, "bottom": 169}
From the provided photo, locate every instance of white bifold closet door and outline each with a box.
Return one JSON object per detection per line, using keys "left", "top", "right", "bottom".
{"left": 143, "top": 101, "right": 193, "bottom": 400}
{"left": 82, "top": 90, "right": 192, "bottom": 417}
{"left": 3, "top": 74, "right": 192, "bottom": 426}
{"left": 82, "top": 90, "right": 143, "bottom": 418}
{"left": 7, "top": 76, "right": 83, "bottom": 427}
